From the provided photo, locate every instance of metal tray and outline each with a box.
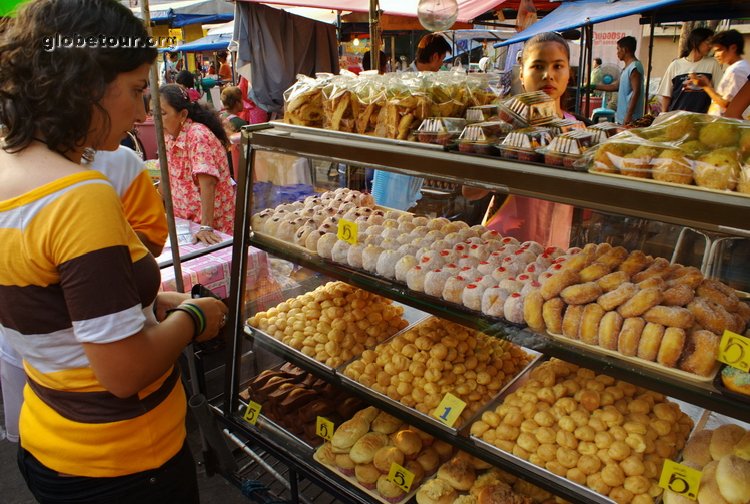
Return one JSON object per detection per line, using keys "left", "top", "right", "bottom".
{"left": 237, "top": 398, "right": 316, "bottom": 456}
{"left": 312, "top": 457, "right": 420, "bottom": 504}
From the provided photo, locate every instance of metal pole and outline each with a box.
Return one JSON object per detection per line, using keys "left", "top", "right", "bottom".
{"left": 369, "top": 0, "right": 381, "bottom": 71}
{"left": 585, "top": 24, "right": 594, "bottom": 119}
{"left": 646, "top": 16, "right": 655, "bottom": 116}
{"left": 576, "top": 27, "right": 586, "bottom": 117}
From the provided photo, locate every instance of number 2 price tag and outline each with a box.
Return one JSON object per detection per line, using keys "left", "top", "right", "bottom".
{"left": 243, "top": 401, "right": 262, "bottom": 425}
{"left": 316, "top": 416, "right": 334, "bottom": 441}
{"left": 337, "top": 219, "right": 358, "bottom": 245}
{"left": 659, "top": 459, "right": 702, "bottom": 501}
{"left": 387, "top": 462, "right": 415, "bottom": 493}
{"left": 433, "top": 392, "right": 467, "bottom": 428}
{"left": 718, "top": 330, "right": 750, "bottom": 372}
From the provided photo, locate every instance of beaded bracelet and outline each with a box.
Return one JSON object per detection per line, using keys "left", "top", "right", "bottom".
{"left": 166, "top": 302, "right": 206, "bottom": 342}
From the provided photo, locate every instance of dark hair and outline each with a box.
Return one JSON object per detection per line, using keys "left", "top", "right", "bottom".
{"left": 160, "top": 84, "right": 229, "bottom": 148}
{"left": 217, "top": 51, "right": 227, "bottom": 62}
{"left": 362, "top": 50, "right": 387, "bottom": 72}
{"left": 0, "top": 0, "right": 156, "bottom": 154}
{"left": 416, "top": 33, "right": 451, "bottom": 64}
{"left": 175, "top": 70, "right": 195, "bottom": 89}
{"left": 682, "top": 27, "right": 714, "bottom": 58}
{"left": 617, "top": 36, "right": 637, "bottom": 54}
{"left": 711, "top": 29, "right": 744, "bottom": 56}
{"left": 594, "top": 57, "right": 602, "bottom": 66}
{"left": 220, "top": 86, "right": 243, "bottom": 112}
{"left": 522, "top": 32, "right": 571, "bottom": 63}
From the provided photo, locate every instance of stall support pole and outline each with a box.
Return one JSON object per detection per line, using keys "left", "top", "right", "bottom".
{"left": 369, "top": 0, "right": 381, "bottom": 71}
{"left": 575, "top": 25, "right": 586, "bottom": 117}
{"left": 585, "top": 24, "right": 594, "bottom": 119}
{"left": 646, "top": 16, "right": 655, "bottom": 116}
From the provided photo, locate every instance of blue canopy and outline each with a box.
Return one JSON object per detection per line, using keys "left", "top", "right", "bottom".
{"left": 495, "top": 0, "right": 682, "bottom": 47}
{"left": 171, "top": 32, "right": 232, "bottom": 52}
{"left": 132, "top": 0, "right": 234, "bottom": 28}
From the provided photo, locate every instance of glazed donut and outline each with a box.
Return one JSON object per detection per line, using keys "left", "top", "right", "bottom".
{"left": 617, "top": 287, "right": 664, "bottom": 318}
{"left": 632, "top": 257, "right": 671, "bottom": 284}
{"left": 561, "top": 282, "right": 603, "bottom": 305}
{"left": 678, "top": 329, "right": 720, "bottom": 376}
{"left": 598, "top": 271, "right": 630, "bottom": 292}
{"left": 637, "top": 277, "right": 666, "bottom": 290}
{"left": 561, "top": 253, "right": 594, "bottom": 273}
{"left": 597, "top": 246, "right": 629, "bottom": 270}
{"left": 662, "top": 284, "right": 695, "bottom": 307}
{"left": 618, "top": 317, "right": 646, "bottom": 356}
{"left": 523, "top": 289, "right": 546, "bottom": 333}
{"left": 562, "top": 305, "right": 584, "bottom": 339}
{"left": 540, "top": 270, "right": 581, "bottom": 300}
{"left": 687, "top": 298, "right": 730, "bottom": 335}
{"left": 543, "top": 298, "right": 566, "bottom": 334}
{"left": 579, "top": 262, "right": 612, "bottom": 283}
{"left": 643, "top": 305, "right": 695, "bottom": 329}
{"left": 697, "top": 279, "right": 740, "bottom": 312}
{"left": 636, "top": 323, "right": 665, "bottom": 361}
{"left": 598, "top": 311, "right": 624, "bottom": 350}
{"left": 597, "top": 282, "right": 638, "bottom": 311}
{"left": 656, "top": 327, "right": 686, "bottom": 368}
{"left": 618, "top": 250, "right": 652, "bottom": 277}
{"left": 580, "top": 303, "right": 606, "bottom": 345}
{"left": 665, "top": 267, "right": 703, "bottom": 291}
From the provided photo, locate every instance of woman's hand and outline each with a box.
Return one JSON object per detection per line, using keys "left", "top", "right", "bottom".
{"left": 154, "top": 291, "right": 191, "bottom": 322}
{"left": 187, "top": 297, "right": 229, "bottom": 342}
{"left": 194, "top": 228, "right": 222, "bottom": 245}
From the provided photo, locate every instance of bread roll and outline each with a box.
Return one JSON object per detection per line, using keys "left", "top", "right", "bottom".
{"left": 355, "top": 463, "right": 380, "bottom": 489}
{"left": 710, "top": 424, "right": 746, "bottom": 461}
{"left": 698, "top": 460, "right": 729, "bottom": 504}
{"left": 433, "top": 440, "right": 454, "bottom": 462}
{"left": 437, "top": 456, "right": 477, "bottom": 491}
{"left": 349, "top": 432, "right": 389, "bottom": 464}
{"left": 716, "top": 455, "right": 750, "bottom": 504}
{"left": 682, "top": 429, "right": 713, "bottom": 467}
{"left": 392, "top": 429, "right": 423, "bottom": 459}
{"left": 416, "top": 447, "right": 441, "bottom": 474}
{"left": 313, "top": 442, "right": 336, "bottom": 466}
{"left": 377, "top": 475, "right": 406, "bottom": 502}
{"left": 416, "top": 478, "right": 458, "bottom": 504}
{"left": 373, "top": 446, "right": 405, "bottom": 473}
{"left": 335, "top": 453, "right": 356, "bottom": 476}
{"left": 353, "top": 405, "right": 380, "bottom": 425}
{"left": 371, "top": 411, "right": 402, "bottom": 435}
{"left": 735, "top": 431, "right": 750, "bottom": 461}
{"left": 331, "top": 417, "right": 369, "bottom": 453}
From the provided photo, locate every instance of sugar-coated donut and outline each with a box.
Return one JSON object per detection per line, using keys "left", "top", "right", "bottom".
{"left": 598, "top": 271, "right": 630, "bottom": 292}
{"left": 632, "top": 257, "right": 671, "bottom": 284}
{"left": 482, "top": 287, "right": 510, "bottom": 318}
{"left": 643, "top": 305, "right": 695, "bottom": 329}
{"left": 580, "top": 303, "right": 606, "bottom": 345}
{"left": 406, "top": 266, "right": 427, "bottom": 292}
{"left": 540, "top": 270, "right": 581, "bottom": 300}
{"left": 687, "top": 298, "right": 731, "bottom": 335}
{"left": 561, "top": 282, "right": 603, "bottom": 305}
{"left": 598, "top": 282, "right": 639, "bottom": 311}
{"left": 678, "top": 329, "right": 720, "bottom": 376}
{"left": 560, "top": 253, "right": 594, "bottom": 273}
{"left": 504, "top": 293, "right": 526, "bottom": 324}
{"left": 636, "top": 322, "right": 665, "bottom": 361}
{"left": 697, "top": 279, "right": 740, "bottom": 313}
{"left": 618, "top": 250, "right": 652, "bottom": 277}
{"left": 442, "top": 275, "right": 471, "bottom": 304}
{"left": 598, "top": 311, "right": 624, "bottom": 350}
{"left": 362, "top": 245, "right": 384, "bottom": 272}
{"left": 424, "top": 269, "right": 454, "bottom": 297}
{"left": 395, "top": 255, "right": 418, "bottom": 282}
{"left": 376, "top": 249, "right": 402, "bottom": 279}
{"left": 617, "top": 287, "right": 664, "bottom": 318}
{"left": 331, "top": 239, "right": 351, "bottom": 264}
{"left": 579, "top": 262, "right": 612, "bottom": 283}
{"left": 317, "top": 233, "right": 340, "bottom": 259}
{"left": 523, "top": 289, "right": 546, "bottom": 333}
{"left": 665, "top": 266, "right": 704, "bottom": 289}
{"left": 637, "top": 277, "right": 666, "bottom": 290}
{"left": 597, "top": 246, "right": 629, "bottom": 269}
{"left": 543, "top": 298, "right": 566, "bottom": 334}
{"left": 656, "top": 327, "right": 686, "bottom": 368}
{"left": 562, "top": 305, "right": 584, "bottom": 339}
{"left": 618, "top": 317, "right": 646, "bottom": 356}
{"left": 462, "top": 282, "right": 489, "bottom": 311}
{"left": 662, "top": 284, "right": 695, "bottom": 307}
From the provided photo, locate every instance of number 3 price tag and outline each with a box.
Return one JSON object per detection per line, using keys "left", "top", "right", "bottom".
{"left": 659, "top": 459, "right": 702, "bottom": 501}
{"left": 337, "top": 219, "right": 358, "bottom": 245}
{"left": 387, "top": 462, "right": 415, "bottom": 493}
{"left": 433, "top": 392, "right": 467, "bottom": 428}
{"left": 718, "top": 330, "right": 750, "bottom": 372}
{"left": 316, "top": 416, "right": 334, "bottom": 441}
{"left": 243, "top": 401, "right": 262, "bottom": 425}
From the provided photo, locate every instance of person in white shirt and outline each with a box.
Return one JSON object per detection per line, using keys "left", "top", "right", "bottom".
{"left": 690, "top": 29, "right": 750, "bottom": 119}
{"left": 657, "top": 27, "right": 723, "bottom": 113}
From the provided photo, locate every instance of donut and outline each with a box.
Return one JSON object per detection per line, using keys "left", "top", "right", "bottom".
{"left": 406, "top": 266, "right": 427, "bottom": 292}
{"left": 617, "top": 287, "right": 664, "bottom": 318}
{"left": 618, "top": 250, "right": 652, "bottom": 276}
{"left": 632, "top": 257, "right": 671, "bottom": 284}
{"left": 462, "top": 282, "right": 489, "bottom": 311}
{"left": 442, "top": 275, "right": 471, "bottom": 304}
{"left": 543, "top": 298, "right": 566, "bottom": 334}
{"left": 637, "top": 277, "right": 666, "bottom": 290}
{"left": 598, "top": 311, "right": 624, "bottom": 350}
{"left": 662, "top": 284, "right": 695, "bottom": 307}
{"left": 618, "top": 317, "right": 646, "bottom": 356}
{"left": 424, "top": 269, "right": 453, "bottom": 297}
{"left": 395, "top": 255, "right": 418, "bottom": 282}
{"left": 580, "top": 303, "right": 606, "bottom": 345}
{"left": 482, "top": 287, "right": 510, "bottom": 318}
{"left": 376, "top": 249, "right": 402, "bottom": 279}
{"left": 562, "top": 305, "right": 584, "bottom": 339}
{"left": 561, "top": 282, "right": 604, "bottom": 305}
{"left": 697, "top": 279, "right": 740, "bottom": 312}
{"left": 497, "top": 277, "right": 523, "bottom": 293}
{"left": 504, "top": 293, "right": 526, "bottom": 324}
{"left": 597, "top": 246, "right": 629, "bottom": 269}
{"left": 656, "top": 327, "right": 686, "bottom": 368}
{"left": 687, "top": 298, "right": 731, "bottom": 335}
{"left": 523, "top": 289, "right": 546, "bottom": 332}
{"left": 492, "top": 266, "right": 514, "bottom": 282}
{"left": 317, "top": 233, "right": 340, "bottom": 259}
{"left": 540, "top": 270, "right": 581, "bottom": 300}
{"left": 643, "top": 305, "right": 695, "bottom": 329}
{"left": 561, "top": 253, "right": 594, "bottom": 273}
{"left": 362, "top": 245, "right": 384, "bottom": 272}
{"left": 597, "top": 282, "right": 638, "bottom": 311}
{"left": 578, "top": 262, "right": 612, "bottom": 283}
{"left": 598, "top": 271, "right": 630, "bottom": 292}
{"left": 665, "top": 266, "right": 704, "bottom": 289}
{"left": 304, "top": 230, "right": 327, "bottom": 251}
{"left": 331, "top": 239, "right": 352, "bottom": 264}
{"left": 521, "top": 280, "right": 542, "bottom": 297}
{"left": 636, "top": 323, "right": 665, "bottom": 361}
{"left": 678, "top": 329, "right": 720, "bottom": 376}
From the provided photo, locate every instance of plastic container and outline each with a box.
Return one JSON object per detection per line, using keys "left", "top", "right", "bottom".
{"left": 537, "top": 130, "right": 597, "bottom": 170}
{"left": 457, "top": 120, "right": 512, "bottom": 155}
{"left": 465, "top": 104, "right": 499, "bottom": 123}
{"left": 415, "top": 117, "right": 466, "bottom": 146}
{"left": 498, "top": 127, "right": 553, "bottom": 162}
{"left": 586, "top": 122, "right": 624, "bottom": 144}
{"left": 547, "top": 118, "right": 586, "bottom": 137}
{"left": 497, "top": 91, "right": 557, "bottom": 128}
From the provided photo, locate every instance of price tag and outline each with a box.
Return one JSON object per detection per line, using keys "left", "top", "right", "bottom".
{"left": 337, "top": 219, "right": 358, "bottom": 245}
{"left": 433, "top": 392, "right": 467, "bottom": 427}
{"left": 243, "top": 401, "right": 262, "bottom": 425}
{"left": 316, "top": 416, "right": 334, "bottom": 441}
{"left": 658, "top": 459, "right": 702, "bottom": 501}
{"left": 387, "top": 462, "right": 415, "bottom": 493}
{"left": 718, "top": 330, "right": 750, "bottom": 372}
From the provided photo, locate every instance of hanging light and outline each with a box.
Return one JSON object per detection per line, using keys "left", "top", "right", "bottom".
{"left": 353, "top": 37, "right": 361, "bottom": 47}
{"left": 417, "top": 0, "right": 458, "bottom": 32}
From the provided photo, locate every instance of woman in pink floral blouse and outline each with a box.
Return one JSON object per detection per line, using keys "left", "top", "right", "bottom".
{"left": 160, "top": 84, "right": 235, "bottom": 244}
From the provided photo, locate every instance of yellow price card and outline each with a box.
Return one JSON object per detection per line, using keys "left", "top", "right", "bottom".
{"left": 658, "top": 459, "right": 702, "bottom": 501}
{"left": 433, "top": 392, "right": 467, "bottom": 428}
{"left": 337, "top": 219, "right": 358, "bottom": 245}
{"left": 387, "top": 462, "right": 415, "bottom": 493}
{"left": 316, "top": 416, "right": 334, "bottom": 441}
{"left": 243, "top": 401, "right": 262, "bottom": 425}
{"left": 718, "top": 330, "right": 750, "bottom": 372}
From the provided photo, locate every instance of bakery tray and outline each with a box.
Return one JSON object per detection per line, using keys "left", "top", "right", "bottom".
{"left": 713, "top": 364, "right": 750, "bottom": 405}
{"left": 588, "top": 169, "right": 750, "bottom": 200}
{"left": 312, "top": 458, "right": 420, "bottom": 504}
{"left": 237, "top": 398, "right": 317, "bottom": 456}
{"left": 546, "top": 330, "right": 719, "bottom": 383}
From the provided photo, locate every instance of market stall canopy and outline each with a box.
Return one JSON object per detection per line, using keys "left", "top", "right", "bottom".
{"left": 171, "top": 31, "right": 232, "bottom": 51}
{"left": 236, "top": 0, "right": 514, "bottom": 23}
{"left": 131, "top": 0, "right": 234, "bottom": 27}
{"left": 495, "top": 0, "right": 682, "bottom": 47}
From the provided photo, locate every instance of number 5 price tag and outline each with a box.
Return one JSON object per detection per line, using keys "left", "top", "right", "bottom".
{"left": 316, "top": 416, "right": 334, "bottom": 441}
{"left": 718, "top": 330, "right": 750, "bottom": 372}
{"left": 433, "top": 392, "right": 467, "bottom": 428}
{"left": 337, "top": 219, "right": 358, "bottom": 245}
{"left": 387, "top": 462, "right": 415, "bottom": 493}
{"left": 243, "top": 401, "right": 262, "bottom": 426}
{"left": 659, "top": 459, "right": 702, "bottom": 501}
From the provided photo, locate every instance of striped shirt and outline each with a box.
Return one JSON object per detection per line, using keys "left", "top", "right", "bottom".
{"left": 0, "top": 170, "right": 185, "bottom": 477}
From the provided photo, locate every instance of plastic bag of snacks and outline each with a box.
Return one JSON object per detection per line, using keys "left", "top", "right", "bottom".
{"left": 322, "top": 75, "right": 359, "bottom": 132}
{"left": 383, "top": 75, "right": 430, "bottom": 140}
{"left": 465, "top": 73, "right": 502, "bottom": 107}
{"left": 423, "top": 72, "right": 468, "bottom": 118}
{"left": 283, "top": 74, "right": 329, "bottom": 127}
{"left": 352, "top": 73, "right": 388, "bottom": 136}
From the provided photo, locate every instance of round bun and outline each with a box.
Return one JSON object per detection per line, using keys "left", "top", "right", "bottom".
{"left": 313, "top": 442, "right": 336, "bottom": 466}
{"left": 416, "top": 447, "right": 441, "bottom": 474}
{"left": 682, "top": 429, "right": 713, "bottom": 467}
{"left": 734, "top": 431, "right": 750, "bottom": 461}
{"left": 392, "top": 430, "right": 423, "bottom": 459}
{"left": 335, "top": 453, "right": 356, "bottom": 475}
{"left": 716, "top": 455, "right": 750, "bottom": 504}
{"left": 349, "top": 432, "right": 390, "bottom": 464}
{"left": 437, "top": 456, "right": 477, "bottom": 491}
{"left": 433, "top": 440, "right": 454, "bottom": 462}
{"left": 355, "top": 463, "right": 381, "bottom": 488}
{"left": 416, "top": 478, "right": 458, "bottom": 504}
{"left": 371, "top": 411, "right": 403, "bottom": 434}
{"left": 710, "top": 424, "right": 746, "bottom": 461}
{"left": 373, "top": 446, "right": 405, "bottom": 473}
{"left": 405, "top": 460, "right": 426, "bottom": 488}
{"left": 377, "top": 475, "right": 406, "bottom": 501}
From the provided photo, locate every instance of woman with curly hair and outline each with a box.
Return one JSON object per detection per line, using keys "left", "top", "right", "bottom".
{"left": 160, "top": 84, "right": 236, "bottom": 244}
{"left": 0, "top": 1, "right": 227, "bottom": 502}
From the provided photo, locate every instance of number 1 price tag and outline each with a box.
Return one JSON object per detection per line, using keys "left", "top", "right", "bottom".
{"left": 658, "top": 459, "right": 702, "bottom": 501}
{"left": 387, "top": 462, "right": 415, "bottom": 493}
{"left": 337, "top": 219, "right": 358, "bottom": 245}
{"left": 243, "top": 401, "right": 262, "bottom": 425}
{"left": 433, "top": 392, "right": 467, "bottom": 428}
{"left": 316, "top": 416, "right": 334, "bottom": 441}
{"left": 718, "top": 330, "right": 750, "bottom": 372}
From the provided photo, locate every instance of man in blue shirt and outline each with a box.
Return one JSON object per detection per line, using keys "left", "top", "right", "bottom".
{"left": 594, "top": 36, "right": 644, "bottom": 124}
